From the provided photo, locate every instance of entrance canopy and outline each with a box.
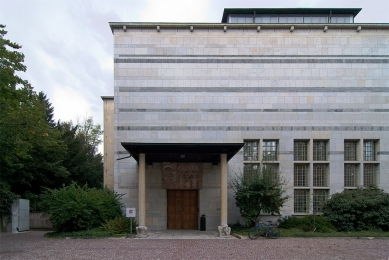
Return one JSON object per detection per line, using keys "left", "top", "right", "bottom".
{"left": 121, "top": 143, "right": 244, "bottom": 165}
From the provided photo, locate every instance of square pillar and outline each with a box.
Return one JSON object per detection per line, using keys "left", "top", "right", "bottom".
{"left": 218, "top": 153, "right": 231, "bottom": 237}
{"left": 136, "top": 153, "right": 148, "bottom": 237}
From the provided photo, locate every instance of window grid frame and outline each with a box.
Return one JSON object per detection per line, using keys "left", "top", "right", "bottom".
{"left": 244, "top": 141, "right": 259, "bottom": 161}
{"left": 344, "top": 141, "right": 358, "bottom": 161}
{"left": 294, "top": 141, "right": 308, "bottom": 161}
{"left": 344, "top": 164, "right": 358, "bottom": 187}
{"left": 313, "top": 140, "right": 328, "bottom": 161}
{"left": 363, "top": 141, "right": 376, "bottom": 161}
{"left": 294, "top": 189, "right": 309, "bottom": 213}
{"left": 363, "top": 164, "right": 377, "bottom": 186}
{"left": 262, "top": 140, "right": 278, "bottom": 161}
{"left": 294, "top": 164, "right": 309, "bottom": 187}
{"left": 313, "top": 164, "right": 328, "bottom": 187}
{"left": 313, "top": 190, "right": 328, "bottom": 213}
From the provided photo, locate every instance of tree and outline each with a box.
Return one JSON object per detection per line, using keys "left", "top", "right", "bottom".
{"left": 38, "top": 91, "right": 56, "bottom": 127}
{"left": 58, "top": 117, "right": 103, "bottom": 188}
{"left": 0, "top": 25, "right": 69, "bottom": 199}
{"left": 230, "top": 166, "right": 289, "bottom": 226}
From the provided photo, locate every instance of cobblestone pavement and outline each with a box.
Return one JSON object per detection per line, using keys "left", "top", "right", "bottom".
{"left": 1, "top": 231, "right": 388, "bottom": 260}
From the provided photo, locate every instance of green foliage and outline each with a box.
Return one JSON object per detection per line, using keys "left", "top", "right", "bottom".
{"left": 45, "top": 228, "right": 116, "bottom": 239}
{"left": 57, "top": 120, "right": 103, "bottom": 188}
{"left": 230, "top": 166, "right": 289, "bottom": 225}
{"left": 40, "top": 183, "right": 123, "bottom": 232}
{"left": 323, "top": 187, "right": 389, "bottom": 232}
{"left": 278, "top": 215, "right": 335, "bottom": 233}
{"left": 0, "top": 25, "right": 71, "bottom": 199}
{"left": 101, "top": 216, "right": 137, "bottom": 234}
{"left": 0, "top": 181, "right": 15, "bottom": 215}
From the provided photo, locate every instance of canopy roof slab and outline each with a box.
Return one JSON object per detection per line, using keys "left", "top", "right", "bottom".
{"left": 121, "top": 143, "right": 244, "bottom": 165}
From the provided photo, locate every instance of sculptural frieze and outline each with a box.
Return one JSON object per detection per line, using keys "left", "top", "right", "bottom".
{"left": 162, "top": 162, "right": 202, "bottom": 189}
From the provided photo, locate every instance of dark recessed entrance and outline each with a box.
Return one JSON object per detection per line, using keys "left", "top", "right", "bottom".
{"left": 167, "top": 190, "right": 198, "bottom": 230}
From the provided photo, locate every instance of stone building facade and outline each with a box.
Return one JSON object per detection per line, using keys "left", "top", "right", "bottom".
{"left": 103, "top": 8, "right": 389, "bottom": 236}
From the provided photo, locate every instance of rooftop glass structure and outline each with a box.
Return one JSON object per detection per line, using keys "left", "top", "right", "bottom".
{"left": 222, "top": 8, "right": 361, "bottom": 24}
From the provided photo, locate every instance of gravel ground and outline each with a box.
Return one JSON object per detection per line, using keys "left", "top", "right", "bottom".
{"left": 1, "top": 231, "right": 388, "bottom": 260}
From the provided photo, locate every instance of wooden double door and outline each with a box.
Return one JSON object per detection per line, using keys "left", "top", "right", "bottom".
{"left": 167, "top": 190, "right": 198, "bottom": 229}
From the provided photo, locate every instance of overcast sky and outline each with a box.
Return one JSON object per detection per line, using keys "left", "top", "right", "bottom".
{"left": 2, "top": 0, "right": 389, "bottom": 128}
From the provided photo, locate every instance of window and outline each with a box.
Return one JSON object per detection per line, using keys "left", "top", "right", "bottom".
{"left": 244, "top": 141, "right": 258, "bottom": 161}
{"left": 313, "top": 140, "right": 328, "bottom": 161}
{"left": 304, "top": 15, "right": 327, "bottom": 23}
{"left": 364, "top": 164, "right": 377, "bottom": 186}
{"left": 263, "top": 164, "right": 279, "bottom": 181}
{"left": 363, "top": 141, "right": 376, "bottom": 161}
{"left": 294, "top": 190, "right": 308, "bottom": 213}
{"left": 313, "top": 164, "right": 328, "bottom": 187}
{"left": 229, "top": 15, "right": 253, "bottom": 23}
{"left": 294, "top": 164, "right": 308, "bottom": 186}
{"left": 313, "top": 190, "right": 328, "bottom": 213}
{"left": 344, "top": 141, "right": 358, "bottom": 161}
{"left": 344, "top": 164, "right": 358, "bottom": 187}
{"left": 255, "top": 15, "right": 278, "bottom": 23}
{"left": 263, "top": 140, "right": 278, "bottom": 161}
{"left": 330, "top": 15, "right": 353, "bottom": 24}
{"left": 294, "top": 141, "right": 308, "bottom": 161}
{"left": 244, "top": 163, "right": 259, "bottom": 180}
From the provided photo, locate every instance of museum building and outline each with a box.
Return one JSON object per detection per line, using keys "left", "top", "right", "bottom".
{"left": 102, "top": 8, "right": 389, "bottom": 237}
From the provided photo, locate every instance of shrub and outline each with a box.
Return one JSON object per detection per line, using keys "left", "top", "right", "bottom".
{"left": 40, "top": 183, "right": 123, "bottom": 232}
{"left": 323, "top": 187, "right": 389, "bottom": 232}
{"left": 278, "top": 215, "right": 335, "bottom": 233}
{"left": 230, "top": 166, "right": 289, "bottom": 226}
{"left": 101, "top": 216, "right": 137, "bottom": 234}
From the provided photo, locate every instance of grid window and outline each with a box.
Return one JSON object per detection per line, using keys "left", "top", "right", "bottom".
{"left": 344, "top": 164, "right": 358, "bottom": 187}
{"left": 294, "top": 190, "right": 308, "bottom": 213}
{"left": 294, "top": 141, "right": 308, "bottom": 161}
{"left": 263, "top": 140, "right": 278, "bottom": 161}
{"left": 313, "top": 164, "right": 328, "bottom": 187}
{"left": 244, "top": 141, "right": 258, "bottom": 161}
{"left": 363, "top": 141, "right": 376, "bottom": 161}
{"left": 364, "top": 164, "right": 377, "bottom": 186}
{"left": 313, "top": 190, "right": 328, "bottom": 213}
{"left": 263, "top": 164, "right": 279, "bottom": 181}
{"left": 313, "top": 141, "right": 327, "bottom": 161}
{"left": 243, "top": 163, "right": 259, "bottom": 180}
{"left": 294, "top": 164, "right": 308, "bottom": 186}
{"left": 344, "top": 141, "right": 358, "bottom": 161}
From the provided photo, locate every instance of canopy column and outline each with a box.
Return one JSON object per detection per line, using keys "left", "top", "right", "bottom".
{"left": 218, "top": 153, "right": 231, "bottom": 237}
{"left": 136, "top": 153, "right": 148, "bottom": 237}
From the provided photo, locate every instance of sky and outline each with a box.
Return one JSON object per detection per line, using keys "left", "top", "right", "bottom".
{"left": 2, "top": 0, "right": 389, "bottom": 128}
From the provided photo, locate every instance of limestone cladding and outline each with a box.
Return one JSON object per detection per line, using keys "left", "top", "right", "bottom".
{"left": 111, "top": 27, "right": 389, "bottom": 230}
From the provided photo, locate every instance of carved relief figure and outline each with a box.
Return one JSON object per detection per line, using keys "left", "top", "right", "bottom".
{"left": 162, "top": 163, "right": 202, "bottom": 189}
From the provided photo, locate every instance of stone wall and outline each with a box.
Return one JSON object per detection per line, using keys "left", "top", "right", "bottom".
{"left": 111, "top": 26, "right": 389, "bottom": 230}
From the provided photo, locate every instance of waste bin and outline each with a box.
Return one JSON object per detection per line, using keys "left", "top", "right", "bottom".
{"left": 200, "top": 215, "right": 206, "bottom": 231}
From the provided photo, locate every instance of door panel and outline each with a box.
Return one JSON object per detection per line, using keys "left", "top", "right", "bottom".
{"left": 167, "top": 190, "right": 198, "bottom": 229}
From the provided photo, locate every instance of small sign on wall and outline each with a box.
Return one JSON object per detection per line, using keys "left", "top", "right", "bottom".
{"left": 126, "top": 208, "right": 136, "bottom": 218}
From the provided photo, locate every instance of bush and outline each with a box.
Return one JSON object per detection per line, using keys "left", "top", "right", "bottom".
{"left": 278, "top": 215, "right": 335, "bottom": 233}
{"left": 40, "top": 183, "right": 123, "bottom": 232}
{"left": 101, "top": 216, "right": 137, "bottom": 234}
{"left": 230, "top": 166, "right": 289, "bottom": 225}
{"left": 323, "top": 187, "right": 389, "bottom": 232}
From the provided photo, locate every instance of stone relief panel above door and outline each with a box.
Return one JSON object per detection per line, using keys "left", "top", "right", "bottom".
{"left": 162, "top": 162, "right": 202, "bottom": 189}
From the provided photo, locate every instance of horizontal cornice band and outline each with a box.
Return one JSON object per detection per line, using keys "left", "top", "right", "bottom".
{"left": 118, "top": 87, "right": 388, "bottom": 93}
{"left": 116, "top": 126, "right": 389, "bottom": 131}
{"left": 118, "top": 108, "right": 389, "bottom": 113}
{"left": 114, "top": 58, "right": 388, "bottom": 64}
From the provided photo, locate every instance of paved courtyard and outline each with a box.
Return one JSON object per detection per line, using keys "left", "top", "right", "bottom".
{"left": 1, "top": 231, "right": 388, "bottom": 259}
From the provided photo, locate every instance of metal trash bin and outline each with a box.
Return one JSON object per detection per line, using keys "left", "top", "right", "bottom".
{"left": 200, "top": 215, "right": 206, "bottom": 231}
